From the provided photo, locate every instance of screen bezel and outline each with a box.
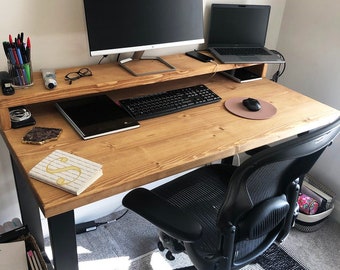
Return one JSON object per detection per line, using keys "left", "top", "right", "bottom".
{"left": 83, "top": 0, "right": 205, "bottom": 57}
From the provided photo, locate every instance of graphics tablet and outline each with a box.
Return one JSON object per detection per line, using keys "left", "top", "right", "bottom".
{"left": 56, "top": 95, "right": 140, "bottom": 140}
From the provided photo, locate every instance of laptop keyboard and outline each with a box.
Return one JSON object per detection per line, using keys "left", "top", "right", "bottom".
{"left": 216, "top": 47, "right": 270, "bottom": 56}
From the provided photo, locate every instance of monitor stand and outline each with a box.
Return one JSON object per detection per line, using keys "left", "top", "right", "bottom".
{"left": 119, "top": 51, "right": 176, "bottom": 76}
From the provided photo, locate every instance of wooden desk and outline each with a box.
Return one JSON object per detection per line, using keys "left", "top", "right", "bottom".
{"left": 0, "top": 53, "right": 266, "bottom": 131}
{"left": 1, "top": 54, "right": 339, "bottom": 269}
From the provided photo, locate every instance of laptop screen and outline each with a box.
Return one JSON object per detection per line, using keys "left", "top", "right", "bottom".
{"left": 208, "top": 4, "right": 271, "bottom": 47}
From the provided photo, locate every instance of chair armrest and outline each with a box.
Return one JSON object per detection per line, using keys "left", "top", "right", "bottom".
{"left": 122, "top": 188, "right": 202, "bottom": 242}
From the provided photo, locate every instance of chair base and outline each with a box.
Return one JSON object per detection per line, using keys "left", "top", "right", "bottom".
{"left": 158, "top": 231, "right": 185, "bottom": 260}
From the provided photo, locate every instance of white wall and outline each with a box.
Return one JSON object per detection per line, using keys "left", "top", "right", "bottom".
{"left": 0, "top": 0, "right": 285, "bottom": 71}
{"left": 0, "top": 0, "right": 285, "bottom": 224}
{"left": 0, "top": 138, "right": 20, "bottom": 222}
{"left": 277, "top": 0, "right": 340, "bottom": 222}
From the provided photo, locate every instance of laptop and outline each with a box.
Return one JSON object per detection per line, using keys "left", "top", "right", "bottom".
{"left": 208, "top": 4, "right": 284, "bottom": 64}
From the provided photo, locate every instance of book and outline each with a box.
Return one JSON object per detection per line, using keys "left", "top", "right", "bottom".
{"left": 302, "top": 181, "right": 333, "bottom": 203}
{"left": 0, "top": 241, "right": 28, "bottom": 270}
{"left": 221, "top": 68, "right": 262, "bottom": 83}
{"left": 302, "top": 181, "right": 333, "bottom": 211}
{"left": 56, "top": 95, "right": 140, "bottom": 140}
{"left": 29, "top": 150, "right": 103, "bottom": 195}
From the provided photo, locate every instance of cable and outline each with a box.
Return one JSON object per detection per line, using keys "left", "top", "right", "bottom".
{"left": 116, "top": 53, "right": 121, "bottom": 62}
{"left": 75, "top": 209, "right": 129, "bottom": 234}
{"left": 100, "top": 209, "right": 129, "bottom": 225}
{"left": 9, "top": 108, "right": 31, "bottom": 122}
{"left": 270, "top": 50, "right": 286, "bottom": 82}
{"left": 207, "top": 60, "right": 219, "bottom": 79}
{"left": 98, "top": 55, "right": 108, "bottom": 64}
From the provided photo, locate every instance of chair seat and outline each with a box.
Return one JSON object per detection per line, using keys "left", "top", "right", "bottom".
{"left": 153, "top": 165, "right": 236, "bottom": 254}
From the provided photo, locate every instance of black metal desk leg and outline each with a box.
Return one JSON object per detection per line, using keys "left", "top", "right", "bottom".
{"left": 11, "top": 156, "right": 45, "bottom": 251}
{"left": 48, "top": 210, "right": 78, "bottom": 270}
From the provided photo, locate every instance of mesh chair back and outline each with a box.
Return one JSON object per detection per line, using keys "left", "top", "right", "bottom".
{"left": 217, "top": 118, "right": 339, "bottom": 266}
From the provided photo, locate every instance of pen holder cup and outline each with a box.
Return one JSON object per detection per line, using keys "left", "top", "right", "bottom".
{"left": 7, "top": 60, "right": 34, "bottom": 88}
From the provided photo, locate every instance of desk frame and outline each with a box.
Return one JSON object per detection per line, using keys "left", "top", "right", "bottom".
{"left": 12, "top": 157, "right": 77, "bottom": 269}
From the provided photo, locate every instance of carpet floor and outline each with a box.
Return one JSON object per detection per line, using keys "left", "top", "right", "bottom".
{"left": 129, "top": 243, "right": 306, "bottom": 270}
{"left": 44, "top": 209, "right": 313, "bottom": 270}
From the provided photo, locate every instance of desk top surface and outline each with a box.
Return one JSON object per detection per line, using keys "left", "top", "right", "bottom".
{"left": 2, "top": 74, "right": 339, "bottom": 218}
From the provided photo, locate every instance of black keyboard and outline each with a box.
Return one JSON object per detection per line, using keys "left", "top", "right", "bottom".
{"left": 216, "top": 47, "right": 270, "bottom": 56}
{"left": 119, "top": 84, "right": 221, "bottom": 120}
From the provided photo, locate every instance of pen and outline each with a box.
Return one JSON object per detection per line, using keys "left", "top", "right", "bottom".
{"left": 31, "top": 250, "right": 39, "bottom": 270}
{"left": 20, "top": 44, "right": 28, "bottom": 63}
{"left": 26, "top": 37, "right": 31, "bottom": 62}
{"left": 11, "top": 44, "right": 20, "bottom": 65}
{"left": 27, "top": 250, "right": 37, "bottom": 270}
{"left": 16, "top": 46, "right": 29, "bottom": 84}
{"left": 2, "top": 41, "right": 10, "bottom": 59}
{"left": 25, "top": 36, "right": 32, "bottom": 84}
{"left": 24, "top": 63, "right": 31, "bottom": 84}
{"left": 33, "top": 250, "right": 43, "bottom": 270}
{"left": 12, "top": 46, "right": 25, "bottom": 85}
{"left": 16, "top": 47, "right": 23, "bottom": 64}
{"left": 8, "top": 34, "right": 13, "bottom": 45}
{"left": 7, "top": 47, "right": 16, "bottom": 65}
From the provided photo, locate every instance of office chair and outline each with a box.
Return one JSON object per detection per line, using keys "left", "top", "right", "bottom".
{"left": 123, "top": 118, "right": 339, "bottom": 270}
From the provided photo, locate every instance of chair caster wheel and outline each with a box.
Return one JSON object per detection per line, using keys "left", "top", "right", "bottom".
{"left": 166, "top": 251, "right": 175, "bottom": 261}
{"left": 158, "top": 241, "right": 165, "bottom": 251}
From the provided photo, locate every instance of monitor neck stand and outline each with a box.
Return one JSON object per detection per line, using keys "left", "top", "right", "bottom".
{"left": 119, "top": 51, "right": 176, "bottom": 76}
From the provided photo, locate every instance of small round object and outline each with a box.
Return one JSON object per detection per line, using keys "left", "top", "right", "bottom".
{"left": 158, "top": 241, "right": 165, "bottom": 251}
{"left": 242, "top": 97, "right": 261, "bottom": 111}
{"left": 166, "top": 251, "right": 175, "bottom": 261}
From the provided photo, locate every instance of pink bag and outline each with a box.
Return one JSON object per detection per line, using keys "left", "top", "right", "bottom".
{"left": 298, "top": 193, "right": 319, "bottom": 215}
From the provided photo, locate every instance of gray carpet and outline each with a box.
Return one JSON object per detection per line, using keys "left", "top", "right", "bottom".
{"left": 71, "top": 209, "right": 322, "bottom": 270}
{"left": 74, "top": 209, "right": 269, "bottom": 269}
{"left": 281, "top": 218, "right": 340, "bottom": 270}
{"left": 44, "top": 209, "right": 339, "bottom": 269}
{"left": 77, "top": 210, "right": 159, "bottom": 261}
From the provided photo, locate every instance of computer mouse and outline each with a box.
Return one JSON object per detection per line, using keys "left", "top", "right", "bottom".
{"left": 242, "top": 98, "right": 261, "bottom": 111}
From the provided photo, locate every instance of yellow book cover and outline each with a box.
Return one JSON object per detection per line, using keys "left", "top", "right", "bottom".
{"left": 29, "top": 150, "right": 103, "bottom": 195}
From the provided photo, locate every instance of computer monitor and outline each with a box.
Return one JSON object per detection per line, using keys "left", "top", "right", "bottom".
{"left": 83, "top": 0, "right": 204, "bottom": 76}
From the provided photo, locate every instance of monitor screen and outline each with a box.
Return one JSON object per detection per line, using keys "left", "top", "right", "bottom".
{"left": 83, "top": 0, "right": 204, "bottom": 57}
{"left": 208, "top": 4, "right": 270, "bottom": 47}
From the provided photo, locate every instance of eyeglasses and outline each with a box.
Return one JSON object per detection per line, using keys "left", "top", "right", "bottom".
{"left": 64, "top": 68, "right": 92, "bottom": 85}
